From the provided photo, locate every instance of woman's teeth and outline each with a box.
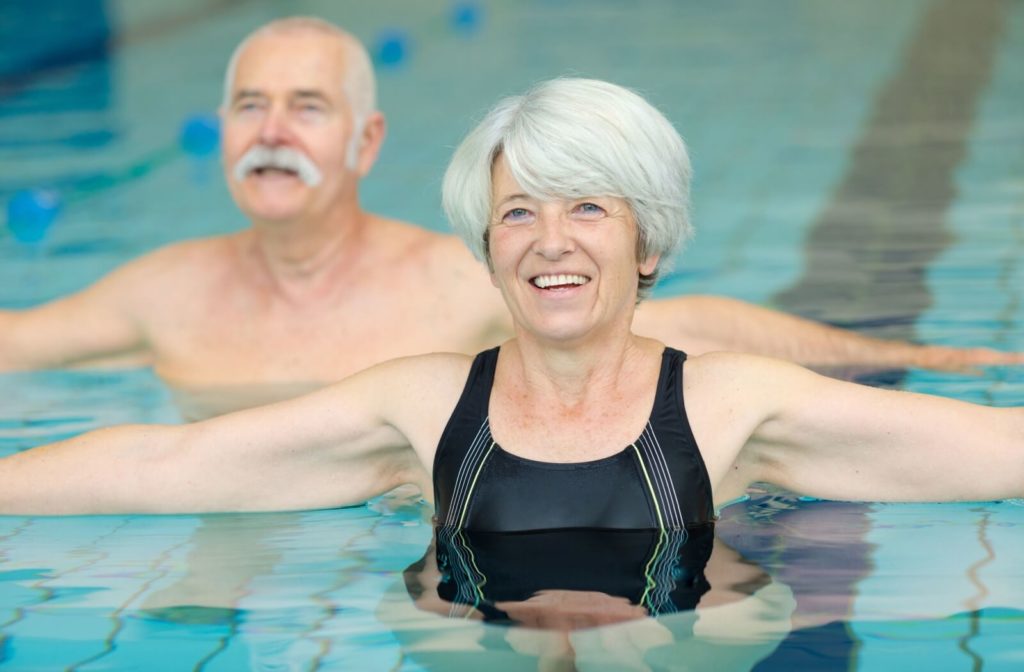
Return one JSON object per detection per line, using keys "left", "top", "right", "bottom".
{"left": 532, "top": 274, "right": 589, "bottom": 289}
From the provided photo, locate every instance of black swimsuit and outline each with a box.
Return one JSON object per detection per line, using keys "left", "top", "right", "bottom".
{"left": 409, "top": 524, "right": 716, "bottom": 622}
{"left": 432, "top": 347, "right": 715, "bottom": 532}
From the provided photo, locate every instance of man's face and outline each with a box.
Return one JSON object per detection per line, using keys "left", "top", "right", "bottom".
{"left": 221, "top": 31, "right": 361, "bottom": 223}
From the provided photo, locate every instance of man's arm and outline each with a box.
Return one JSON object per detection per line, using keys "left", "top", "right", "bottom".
{"left": 0, "top": 354, "right": 465, "bottom": 515}
{"left": 0, "top": 259, "right": 154, "bottom": 372}
{"left": 633, "top": 294, "right": 1023, "bottom": 371}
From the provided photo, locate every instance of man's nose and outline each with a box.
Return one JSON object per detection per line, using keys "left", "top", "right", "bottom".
{"left": 258, "top": 106, "right": 291, "bottom": 145}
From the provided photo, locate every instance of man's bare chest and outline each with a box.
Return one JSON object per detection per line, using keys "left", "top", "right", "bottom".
{"left": 149, "top": 287, "right": 499, "bottom": 385}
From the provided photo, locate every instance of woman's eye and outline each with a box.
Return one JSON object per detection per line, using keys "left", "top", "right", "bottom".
{"left": 574, "top": 202, "right": 606, "bottom": 217}
{"left": 502, "top": 207, "right": 532, "bottom": 223}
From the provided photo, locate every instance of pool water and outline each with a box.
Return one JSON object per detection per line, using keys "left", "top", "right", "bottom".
{"left": 2, "top": 0, "right": 1024, "bottom": 669}
{"left": 1, "top": 490, "right": 1022, "bottom": 670}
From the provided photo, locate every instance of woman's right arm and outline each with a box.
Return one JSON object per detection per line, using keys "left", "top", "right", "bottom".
{"left": 0, "top": 353, "right": 469, "bottom": 515}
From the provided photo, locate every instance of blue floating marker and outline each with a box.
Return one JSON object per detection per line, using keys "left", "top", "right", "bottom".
{"left": 179, "top": 113, "right": 220, "bottom": 157}
{"left": 373, "top": 29, "right": 410, "bottom": 68}
{"left": 451, "top": 1, "right": 483, "bottom": 35}
{"left": 6, "top": 189, "right": 62, "bottom": 244}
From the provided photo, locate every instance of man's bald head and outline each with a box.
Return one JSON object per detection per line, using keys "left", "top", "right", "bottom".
{"left": 222, "top": 16, "right": 377, "bottom": 126}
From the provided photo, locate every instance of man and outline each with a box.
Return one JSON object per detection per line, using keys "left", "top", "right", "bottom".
{"left": 0, "top": 17, "right": 1016, "bottom": 419}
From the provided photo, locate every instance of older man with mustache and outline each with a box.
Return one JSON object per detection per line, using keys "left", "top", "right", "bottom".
{"left": 0, "top": 16, "right": 1017, "bottom": 420}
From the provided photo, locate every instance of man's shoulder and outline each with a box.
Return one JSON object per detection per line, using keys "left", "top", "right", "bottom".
{"left": 138, "top": 234, "right": 235, "bottom": 263}
{"left": 367, "top": 215, "right": 481, "bottom": 272}
{"left": 402, "top": 224, "right": 480, "bottom": 269}
{"left": 370, "top": 215, "right": 457, "bottom": 248}
{"left": 94, "top": 235, "right": 241, "bottom": 312}
{"left": 118, "top": 234, "right": 238, "bottom": 278}
{"left": 363, "top": 215, "right": 507, "bottom": 334}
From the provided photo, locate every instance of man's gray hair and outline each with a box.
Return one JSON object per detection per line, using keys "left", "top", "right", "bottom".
{"left": 442, "top": 78, "right": 693, "bottom": 295}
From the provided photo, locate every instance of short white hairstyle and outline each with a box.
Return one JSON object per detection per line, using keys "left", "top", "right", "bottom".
{"left": 222, "top": 16, "right": 376, "bottom": 128}
{"left": 442, "top": 78, "right": 693, "bottom": 294}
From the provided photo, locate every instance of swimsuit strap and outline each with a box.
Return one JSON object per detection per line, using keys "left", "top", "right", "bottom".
{"left": 433, "top": 348, "right": 500, "bottom": 526}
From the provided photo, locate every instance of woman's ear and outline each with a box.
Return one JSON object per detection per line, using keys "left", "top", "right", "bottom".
{"left": 639, "top": 254, "right": 661, "bottom": 276}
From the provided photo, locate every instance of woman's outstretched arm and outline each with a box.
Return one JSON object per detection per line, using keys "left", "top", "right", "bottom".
{"left": 684, "top": 352, "right": 1024, "bottom": 507}
{"left": 0, "top": 354, "right": 470, "bottom": 515}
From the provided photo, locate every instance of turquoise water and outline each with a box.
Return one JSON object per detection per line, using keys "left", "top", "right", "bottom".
{"left": 2, "top": 0, "right": 1024, "bottom": 669}
{"left": 1, "top": 491, "right": 1022, "bottom": 669}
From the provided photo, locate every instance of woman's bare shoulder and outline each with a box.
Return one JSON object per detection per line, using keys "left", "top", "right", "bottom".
{"left": 349, "top": 351, "right": 477, "bottom": 407}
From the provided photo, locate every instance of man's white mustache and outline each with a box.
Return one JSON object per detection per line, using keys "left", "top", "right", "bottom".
{"left": 232, "top": 145, "right": 323, "bottom": 187}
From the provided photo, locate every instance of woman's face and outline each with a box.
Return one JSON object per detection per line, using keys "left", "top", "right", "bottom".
{"left": 486, "top": 156, "right": 658, "bottom": 344}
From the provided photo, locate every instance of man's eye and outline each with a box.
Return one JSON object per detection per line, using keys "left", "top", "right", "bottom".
{"left": 233, "top": 100, "right": 264, "bottom": 114}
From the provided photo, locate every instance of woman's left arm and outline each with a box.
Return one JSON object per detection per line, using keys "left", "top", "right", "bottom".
{"left": 689, "top": 353, "right": 1024, "bottom": 504}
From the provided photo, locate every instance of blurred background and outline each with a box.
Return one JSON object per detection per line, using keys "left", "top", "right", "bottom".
{"left": 1, "top": 0, "right": 1022, "bottom": 380}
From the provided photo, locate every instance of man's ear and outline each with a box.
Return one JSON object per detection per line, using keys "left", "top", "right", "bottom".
{"left": 355, "top": 111, "right": 387, "bottom": 177}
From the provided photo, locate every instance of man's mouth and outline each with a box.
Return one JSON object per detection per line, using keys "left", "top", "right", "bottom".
{"left": 252, "top": 166, "right": 300, "bottom": 178}
{"left": 232, "top": 145, "right": 323, "bottom": 187}
{"left": 530, "top": 274, "right": 591, "bottom": 289}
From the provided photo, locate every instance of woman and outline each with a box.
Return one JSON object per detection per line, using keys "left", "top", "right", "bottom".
{"left": 0, "top": 78, "right": 1020, "bottom": 522}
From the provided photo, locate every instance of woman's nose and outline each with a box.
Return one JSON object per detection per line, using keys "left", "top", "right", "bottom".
{"left": 533, "top": 213, "right": 575, "bottom": 259}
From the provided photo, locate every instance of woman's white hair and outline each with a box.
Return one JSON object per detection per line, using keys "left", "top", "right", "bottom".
{"left": 442, "top": 78, "right": 692, "bottom": 295}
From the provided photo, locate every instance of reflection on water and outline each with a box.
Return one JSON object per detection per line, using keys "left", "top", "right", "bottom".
{"left": 389, "top": 524, "right": 796, "bottom": 670}
{"left": 2, "top": 488, "right": 1022, "bottom": 670}
{"left": 415, "top": 526, "right": 718, "bottom": 625}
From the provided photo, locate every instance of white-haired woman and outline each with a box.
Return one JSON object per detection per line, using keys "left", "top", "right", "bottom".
{"left": 0, "top": 79, "right": 1021, "bottom": 527}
